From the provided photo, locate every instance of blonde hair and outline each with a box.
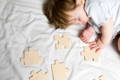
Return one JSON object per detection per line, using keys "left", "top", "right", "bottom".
{"left": 43, "top": 0, "right": 84, "bottom": 29}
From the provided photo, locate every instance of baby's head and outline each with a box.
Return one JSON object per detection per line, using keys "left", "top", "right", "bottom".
{"left": 43, "top": 0, "right": 88, "bottom": 29}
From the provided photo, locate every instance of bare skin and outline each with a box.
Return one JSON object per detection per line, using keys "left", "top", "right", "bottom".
{"left": 80, "top": 23, "right": 95, "bottom": 43}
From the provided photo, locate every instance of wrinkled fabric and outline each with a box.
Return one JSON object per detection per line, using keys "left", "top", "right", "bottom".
{"left": 0, "top": 0, "right": 120, "bottom": 80}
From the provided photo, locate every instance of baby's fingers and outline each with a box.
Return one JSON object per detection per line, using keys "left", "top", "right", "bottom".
{"left": 90, "top": 45, "right": 99, "bottom": 51}
{"left": 88, "top": 41, "right": 99, "bottom": 51}
{"left": 96, "top": 48, "right": 102, "bottom": 54}
{"left": 88, "top": 41, "right": 96, "bottom": 44}
{"left": 80, "top": 36, "right": 88, "bottom": 43}
{"left": 88, "top": 41, "right": 96, "bottom": 46}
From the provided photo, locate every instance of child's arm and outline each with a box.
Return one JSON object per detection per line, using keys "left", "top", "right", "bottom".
{"left": 89, "top": 19, "right": 114, "bottom": 53}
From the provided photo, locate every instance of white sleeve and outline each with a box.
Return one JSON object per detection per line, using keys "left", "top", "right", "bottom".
{"left": 86, "top": 1, "right": 112, "bottom": 27}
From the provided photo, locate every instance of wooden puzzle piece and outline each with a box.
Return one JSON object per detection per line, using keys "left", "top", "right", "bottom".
{"left": 20, "top": 48, "right": 43, "bottom": 66}
{"left": 53, "top": 33, "right": 71, "bottom": 49}
{"left": 80, "top": 46, "right": 100, "bottom": 61}
{"left": 52, "top": 61, "right": 70, "bottom": 80}
{"left": 98, "top": 75, "right": 107, "bottom": 80}
{"left": 29, "top": 71, "right": 48, "bottom": 80}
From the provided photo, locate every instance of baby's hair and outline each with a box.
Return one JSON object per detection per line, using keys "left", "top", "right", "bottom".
{"left": 43, "top": 0, "right": 84, "bottom": 29}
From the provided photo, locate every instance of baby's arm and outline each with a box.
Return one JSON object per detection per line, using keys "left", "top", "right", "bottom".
{"left": 100, "top": 19, "right": 113, "bottom": 46}
{"left": 89, "top": 19, "right": 114, "bottom": 53}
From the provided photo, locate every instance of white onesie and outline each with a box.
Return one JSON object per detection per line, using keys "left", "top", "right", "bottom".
{"left": 85, "top": 0, "right": 120, "bottom": 38}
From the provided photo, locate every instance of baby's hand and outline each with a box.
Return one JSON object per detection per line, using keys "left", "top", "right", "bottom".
{"left": 80, "top": 23, "right": 95, "bottom": 43}
{"left": 89, "top": 38, "right": 105, "bottom": 53}
{"left": 80, "top": 29, "right": 92, "bottom": 43}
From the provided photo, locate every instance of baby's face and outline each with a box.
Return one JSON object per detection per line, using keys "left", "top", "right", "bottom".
{"left": 66, "top": 3, "right": 89, "bottom": 25}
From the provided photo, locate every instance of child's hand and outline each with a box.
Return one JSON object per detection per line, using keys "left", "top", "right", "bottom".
{"left": 80, "top": 24, "right": 95, "bottom": 43}
{"left": 80, "top": 29, "right": 92, "bottom": 43}
{"left": 88, "top": 38, "right": 105, "bottom": 53}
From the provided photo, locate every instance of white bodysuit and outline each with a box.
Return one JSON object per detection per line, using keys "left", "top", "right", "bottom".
{"left": 85, "top": 0, "right": 120, "bottom": 38}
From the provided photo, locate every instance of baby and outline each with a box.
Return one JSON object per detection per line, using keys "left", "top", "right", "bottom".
{"left": 43, "top": 0, "right": 120, "bottom": 53}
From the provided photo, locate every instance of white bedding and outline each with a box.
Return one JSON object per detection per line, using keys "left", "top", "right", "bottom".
{"left": 0, "top": 0, "right": 120, "bottom": 80}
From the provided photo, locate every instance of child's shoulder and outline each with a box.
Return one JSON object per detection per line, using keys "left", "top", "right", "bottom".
{"left": 85, "top": 0, "right": 101, "bottom": 10}
{"left": 85, "top": 0, "right": 111, "bottom": 9}
{"left": 85, "top": 0, "right": 100, "bottom": 9}
{"left": 86, "top": 0, "right": 116, "bottom": 7}
{"left": 86, "top": 0, "right": 104, "bottom": 6}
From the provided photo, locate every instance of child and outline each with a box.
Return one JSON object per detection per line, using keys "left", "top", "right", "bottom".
{"left": 43, "top": 0, "right": 120, "bottom": 53}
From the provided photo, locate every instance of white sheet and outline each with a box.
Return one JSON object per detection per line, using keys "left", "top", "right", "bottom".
{"left": 0, "top": 0, "right": 120, "bottom": 80}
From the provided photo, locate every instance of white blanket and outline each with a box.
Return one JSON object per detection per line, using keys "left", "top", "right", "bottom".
{"left": 0, "top": 0, "right": 120, "bottom": 80}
